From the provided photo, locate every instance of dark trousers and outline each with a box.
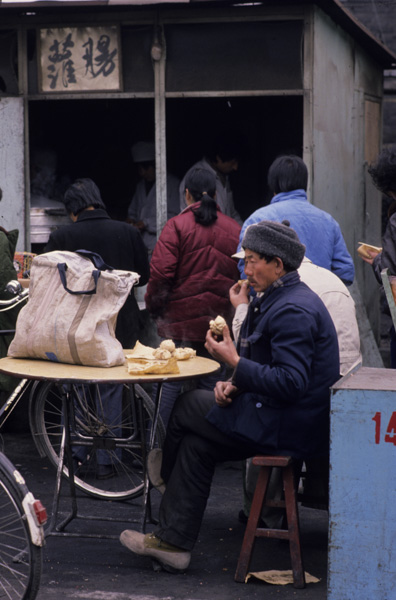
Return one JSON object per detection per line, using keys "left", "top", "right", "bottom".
{"left": 152, "top": 340, "right": 226, "bottom": 428}
{"left": 154, "top": 390, "right": 258, "bottom": 551}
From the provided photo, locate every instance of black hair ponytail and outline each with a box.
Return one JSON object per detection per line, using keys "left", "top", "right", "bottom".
{"left": 185, "top": 168, "right": 218, "bottom": 227}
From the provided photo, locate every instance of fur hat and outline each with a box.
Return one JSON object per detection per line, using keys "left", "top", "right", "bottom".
{"left": 237, "top": 220, "right": 305, "bottom": 269}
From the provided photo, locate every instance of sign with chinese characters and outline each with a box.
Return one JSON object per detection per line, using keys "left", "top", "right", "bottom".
{"left": 39, "top": 26, "right": 121, "bottom": 92}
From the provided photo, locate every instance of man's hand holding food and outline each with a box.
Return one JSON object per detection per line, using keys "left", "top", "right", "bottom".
{"left": 205, "top": 317, "right": 240, "bottom": 408}
{"left": 205, "top": 320, "right": 239, "bottom": 368}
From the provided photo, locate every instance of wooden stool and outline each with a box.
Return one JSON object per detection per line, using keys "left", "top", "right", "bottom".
{"left": 235, "top": 455, "right": 305, "bottom": 589}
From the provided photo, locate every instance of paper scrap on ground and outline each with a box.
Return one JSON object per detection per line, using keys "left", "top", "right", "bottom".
{"left": 246, "top": 570, "right": 320, "bottom": 585}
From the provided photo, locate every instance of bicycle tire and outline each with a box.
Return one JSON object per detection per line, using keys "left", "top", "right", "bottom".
{"left": 0, "top": 452, "right": 42, "bottom": 600}
{"left": 29, "top": 381, "right": 165, "bottom": 501}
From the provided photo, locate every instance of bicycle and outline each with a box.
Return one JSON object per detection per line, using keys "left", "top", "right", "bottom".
{"left": 29, "top": 379, "right": 165, "bottom": 501}
{"left": 0, "top": 281, "right": 47, "bottom": 600}
{"left": 0, "top": 449, "right": 47, "bottom": 600}
{"left": 0, "top": 280, "right": 166, "bottom": 502}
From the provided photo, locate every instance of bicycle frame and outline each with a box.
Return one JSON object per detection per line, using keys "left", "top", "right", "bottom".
{"left": 0, "top": 378, "right": 32, "bottom": 428}
{"left": 0, "top": 281, "right": 46, "bottom": 600}
{"left": 0, "top": 281, "right": 30, "bottom": 428}
{"left": 0, "top": 448, "right": 47, "bottom": 600}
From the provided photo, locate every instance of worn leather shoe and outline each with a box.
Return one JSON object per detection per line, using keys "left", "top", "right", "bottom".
{"left": 147, "top": 448, "right": 166, "bottom": 494}
{"left": 120, "top": 530, "right": 191, "bottom": 573}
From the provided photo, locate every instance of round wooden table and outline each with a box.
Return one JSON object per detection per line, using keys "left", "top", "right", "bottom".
{"left": 0, "top": 353, "right": 220, "bottom": 384}
{"left": 0, "top": 353, "right": 220, "bottom": 534}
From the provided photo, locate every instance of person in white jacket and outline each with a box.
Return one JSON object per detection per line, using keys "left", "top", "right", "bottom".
{"left": 127, "top": 142, "right": 180, "bottom": 256}
{"left": 231, "top": 250, "right": 362, "bottom": 527}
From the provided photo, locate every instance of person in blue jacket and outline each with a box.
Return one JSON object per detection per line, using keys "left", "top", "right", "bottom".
{"left": 237, "top": 155, "right": 354, "bottom": 285}
{"left": 119, "top": 220, "right": 340, "bottom": 573}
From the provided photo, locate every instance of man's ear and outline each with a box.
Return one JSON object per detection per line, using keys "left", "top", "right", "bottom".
{"left": 273, "top": 257, "right": 284, "bottom": 273}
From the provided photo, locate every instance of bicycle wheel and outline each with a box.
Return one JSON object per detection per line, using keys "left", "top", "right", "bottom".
{"left": 29, "top": 381, "right": 165, "bottom": 501}
{"left": 0, "top": 453, "right": 42, "bottom": 600}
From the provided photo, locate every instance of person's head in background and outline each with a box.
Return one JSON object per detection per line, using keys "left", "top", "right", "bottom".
{"left": 368, "top": 146, "right": 396, "bottom": 220}
{"left": 205, "top": 131, "right": 242, "bottom": 176}
{"left": 131, "top": 141, "right": 156, "bottom": 184}
{"left": 63, "top": 178, "right": 106, "bottom": 221}
{"left": 368, "top": 145, "right": 396, "bottom": 200}
{"left": 267, "top": 155, "right": 308, "bottom": 196}
{"left": 184, "top": 167, "right": 218, "bottom": 227}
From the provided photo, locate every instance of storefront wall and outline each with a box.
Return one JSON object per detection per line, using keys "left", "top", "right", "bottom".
{"left": 0, "top": 97, "right": 25, "bottom": 238}
{"left": 310, "top": 6, "right": 384, "bottom": 335}
{"left": 0, "top": 2, "right": 390, "bottom": 339}
{"left": 1, "top": 5, "right": 307, "bottom": 251}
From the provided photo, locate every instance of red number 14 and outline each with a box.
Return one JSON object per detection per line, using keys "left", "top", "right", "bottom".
{"left": 372, "top": 412, "right": 396, "bottom": 445}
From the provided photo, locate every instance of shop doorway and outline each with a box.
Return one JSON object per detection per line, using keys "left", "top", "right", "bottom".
{"left": 28, "top": 94, "right": 303, "bottom": 250}
{"left": 166, "top": 96, "right": 303, "bottom": 221}
{"left": 28, "top": 98, "right": 155, "bottom": 222}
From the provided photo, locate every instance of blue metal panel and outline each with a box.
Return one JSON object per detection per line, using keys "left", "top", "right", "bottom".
{"left": 329, "top": 367, "right": 396, "bottom": 600}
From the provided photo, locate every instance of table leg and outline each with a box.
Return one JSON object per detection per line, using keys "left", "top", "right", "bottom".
{"left": 47, "top": 383, "right": 79, "bottom": 535}
{"left": 141, "top": 381, "right": 165, "bottom": 532}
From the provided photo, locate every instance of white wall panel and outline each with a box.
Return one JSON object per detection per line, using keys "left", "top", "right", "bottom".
{"left": 0, "top": 97, "right": 25, "bottom": 250}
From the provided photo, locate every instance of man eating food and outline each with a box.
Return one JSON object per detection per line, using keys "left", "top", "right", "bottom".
{"left": 119, "top": 220, "right": 340, "bottom": 573}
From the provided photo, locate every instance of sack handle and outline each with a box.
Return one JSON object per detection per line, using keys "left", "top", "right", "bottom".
{"left": 56, "top": 250, "right": 114, "bottom": 296}
{"left": 74, "top": 249, "right": 114, "bottom": 271}
{"left": 57, "top": 263, "right": 100, "bottom": 295}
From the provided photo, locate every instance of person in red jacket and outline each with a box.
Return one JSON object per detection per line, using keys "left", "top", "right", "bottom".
{"left": 145, "top": 167, "right": 241, "bottom": 426}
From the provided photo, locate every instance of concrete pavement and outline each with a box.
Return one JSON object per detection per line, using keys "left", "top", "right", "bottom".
{"left": 2, "top": 430, "right": 329, "bottom": 600}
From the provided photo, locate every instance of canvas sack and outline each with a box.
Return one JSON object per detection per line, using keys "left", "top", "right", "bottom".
{"left": 8, "top": 250, "right": 140, "bottom": 367}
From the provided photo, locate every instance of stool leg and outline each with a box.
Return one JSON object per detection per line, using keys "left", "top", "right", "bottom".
{"left": 235, "top": 466, "right": 271, "bottom": 583}
{"left": 283, "top": 465, "right": 305, "bottom": 589}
